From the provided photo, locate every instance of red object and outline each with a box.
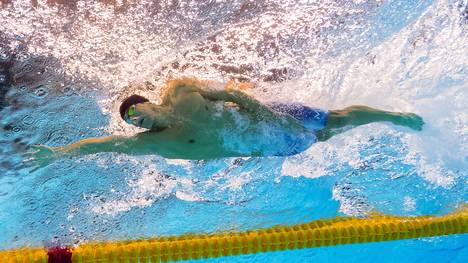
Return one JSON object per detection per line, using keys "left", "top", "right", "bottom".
{"left": 47, "top": 247, "right": 72, "bottom": 263}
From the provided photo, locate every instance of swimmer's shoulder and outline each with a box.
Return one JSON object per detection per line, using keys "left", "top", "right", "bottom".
{"left": 164, "top": 77, "right": 228, "bottom": 96}
{"left": 163, "top": 78, "right": 208, "bottom": 95}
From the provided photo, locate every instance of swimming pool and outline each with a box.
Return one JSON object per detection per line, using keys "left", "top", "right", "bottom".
{"left": 0, "top": 0, "right": 467, "bottom": 262}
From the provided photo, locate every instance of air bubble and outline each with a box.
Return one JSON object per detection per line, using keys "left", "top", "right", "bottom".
{"left": 22, "top": 115, "right": 35, "bottom": 125}
{"left": 0, "top": 74, "right": 6, "bottom": 84}
{"left": 15, "top": 52, "right": 30, "bottom": 62}
{"left": 22, "top": 63, "right": 33, "bottom": 72}
{"left": 12, "top": 126, "right": 22, "bottom": 133}
{"left": 0, "top": 52, "right": 9, "bottom": 61}
{"left": 34, "top": 86, "right": 49, "bottom": 98}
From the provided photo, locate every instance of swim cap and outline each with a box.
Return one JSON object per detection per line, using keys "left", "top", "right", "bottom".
{"left": 119, "top": 94, "right": 149, "bottom": 119}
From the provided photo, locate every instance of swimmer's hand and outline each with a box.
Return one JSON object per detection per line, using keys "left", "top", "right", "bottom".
{"left": 387, "top": 112, "right": 425, "bottom": 131}
{"left": 23, "top": 145, "right": 62, "bottom": 172}
{"left": 224, "top": 80, "right": 254, "bottom": 92}
{"left": 401, "top": 113, "right": 425, "bottom": 131}
{"left": 222, "top": 81, "right": 261, "bottom": 110}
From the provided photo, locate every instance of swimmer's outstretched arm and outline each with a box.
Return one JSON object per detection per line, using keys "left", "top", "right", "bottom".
{"left": 57, "top": 132, "right": 163, "bottom": 156}
{"left": 54, "top": 136, "right": 135, "bottom": 156}
{"left": 26, "top": 133, "right": 159, "bottom": 170}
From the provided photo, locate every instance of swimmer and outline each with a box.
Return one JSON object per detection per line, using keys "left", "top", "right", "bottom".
{"left": 26, "top": 78, "right": 424, "bottom": 169}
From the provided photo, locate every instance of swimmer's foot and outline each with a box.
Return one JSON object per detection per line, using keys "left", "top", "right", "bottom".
{"left": 321, "top": 106, "right": 424, "bottom": 141}
{"left": 390, "top": 113, "right": 424, "bottom": 131}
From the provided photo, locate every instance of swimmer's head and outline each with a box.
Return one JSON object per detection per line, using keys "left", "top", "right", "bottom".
{"left": 120, "top": 94, "right": 149, "bottom": 120}
{"left": 120, "top": 94, "right": 152, "bottom": 128}
{"left": 120, "top": 94, "right": 172, "bottom": 130}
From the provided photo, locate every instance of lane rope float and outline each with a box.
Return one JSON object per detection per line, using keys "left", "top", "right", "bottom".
{"left": 1, "top": 205, "right": 466, "bottom": 263}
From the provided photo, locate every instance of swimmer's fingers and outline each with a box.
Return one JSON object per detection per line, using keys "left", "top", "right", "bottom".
{"left": 21, "top": 157, "right": 41, "bottom": 174}
{"left": 22, "top": 145, "right": 41, "bottom": 158}
{"left": 21, "top": 145, "right": 48, "bottom": 161}
{"left": 224, "top": 80, "right": 236, "bottom": 92}
{"left": 31, "top": 145, "right": 55, "bottom": 156}
{"left": 27, "top": 163, "right": 41, "bottom": 174}
{"left": 224, "top": 81, "right": 255, "bottom": 92}
{"left": 237, "top": 82, "right": 255, "bottom": 90}
{"left": 21, "top": 147, "right": 40, "bottom": 165}
{"left": 21, "top": 145, "right": 57, "bottom": 172}
{"left": 21, "top": 154, "right": 42, "bottom": 170}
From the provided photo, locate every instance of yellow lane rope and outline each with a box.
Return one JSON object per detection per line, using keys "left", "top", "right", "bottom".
{"left": 1, "top": 206, "right": 466, "bottom": 263}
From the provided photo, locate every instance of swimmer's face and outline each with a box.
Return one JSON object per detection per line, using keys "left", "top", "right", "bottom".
{"left": 124, "top": 102, "right": 156, "bottom": 129}
{"left": 124, "top": 102, "right": 170, "bottom": 130}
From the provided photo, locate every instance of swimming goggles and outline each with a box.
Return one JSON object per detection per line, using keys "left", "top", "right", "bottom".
{"left": 127, "top": 105, "right": 136, "bottom": 117}
{"left": 125, "top": 105, "right": 136, "bottom": 123}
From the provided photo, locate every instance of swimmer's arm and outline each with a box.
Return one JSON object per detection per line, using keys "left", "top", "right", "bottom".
{"left": 26, "top": 136, "right": 133, "bottom": 171}
{"left": 52, "top": 134, "right": 157, "bottom": 157}
{"left": 169, "top": 79, "right": 297, "bottom": 121}
{"left": 196, "top": 81, "right": 272, "bottom": 113}
{"left": 221, "top": 88, "right": 306, "bottom": 128}
{"left": 26, "top": 134, "right": 163, "bottom": 171}
{"left": 167, "top": 79, "right": 259, "bottom": 108}
{"left": 201, "top": 83, "right": 304, "bottom": 128}
{"left": 53, "top": 136, "right": 129, "bottom": 156}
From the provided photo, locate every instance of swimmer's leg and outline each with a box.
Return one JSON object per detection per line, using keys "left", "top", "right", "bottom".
{"left": 316, "top": 105, "right": 424, "bottom": 141}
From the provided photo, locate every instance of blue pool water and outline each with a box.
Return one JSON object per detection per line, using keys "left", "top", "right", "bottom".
{"left": 0, "top": 0, "right": 467, "bottom": 262}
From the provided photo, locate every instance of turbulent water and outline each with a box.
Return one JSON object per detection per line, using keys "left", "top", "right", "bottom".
{"left": 0, "top": 0, "right": 467, "bottom": 261}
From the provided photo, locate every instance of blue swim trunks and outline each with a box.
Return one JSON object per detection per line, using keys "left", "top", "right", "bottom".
{"left": 268, "top": 102, "right": 329, "bottom": 130}
{"left": 263, "top": 102, "right": 329, "bottom": 156}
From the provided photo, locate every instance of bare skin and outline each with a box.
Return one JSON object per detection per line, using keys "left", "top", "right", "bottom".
{"left": 26, "top": 78, "right": 424, "bottom": 169}
{"left": 316, "top": 106, "right": 424, "bottom": 141}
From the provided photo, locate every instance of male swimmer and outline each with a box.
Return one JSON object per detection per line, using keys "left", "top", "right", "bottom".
{"left": 27, "top": 78, "right": 423, "bottom": 168}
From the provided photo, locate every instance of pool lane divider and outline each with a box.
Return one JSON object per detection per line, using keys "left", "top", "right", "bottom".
{"left": 1, "top": 205, "right": 467, "bottom": 263}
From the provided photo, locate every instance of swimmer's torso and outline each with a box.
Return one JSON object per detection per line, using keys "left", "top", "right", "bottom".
{"left": 139, "top": 86, "right": 315, "bottom": 159}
